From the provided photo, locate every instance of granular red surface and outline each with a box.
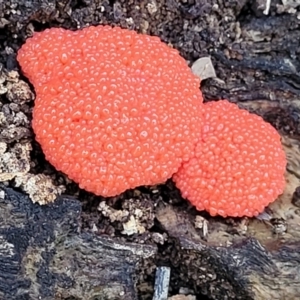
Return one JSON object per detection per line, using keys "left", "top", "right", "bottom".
{"left": 173, "top": 100, "right": 286, "bottom": 217}
{"left": 17, "top": 26, "right": 203, "bottom": 197}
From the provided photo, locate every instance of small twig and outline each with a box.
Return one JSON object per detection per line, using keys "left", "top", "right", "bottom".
{"left": 263, "top": 0, "right": 271, "bottom": 15}
{"left": 153, "top": 266, "right": 171, "bottom": 300}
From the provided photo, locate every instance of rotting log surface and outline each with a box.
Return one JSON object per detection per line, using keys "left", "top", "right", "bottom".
{"left": 1, "top": 1, "right": 300, "bottom": 300}
{"left": 156, "top": 204, "right": 300, "bottom": 300}
{"left": 0, "top": 185, "right": 156, "bottom": 300}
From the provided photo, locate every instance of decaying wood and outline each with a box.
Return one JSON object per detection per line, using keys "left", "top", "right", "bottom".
{"left": 1, "top": 1, "right": 300, "bottom": 299}
{"left": 156, "top": 204, "right": 300, "bottom": 300}
{"left": 0, "top": 185, "right": 156, "bottom": 300}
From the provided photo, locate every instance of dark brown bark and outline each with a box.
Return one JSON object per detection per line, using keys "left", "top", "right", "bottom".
{"left": 0, "top": 185, "right": 156, "bottom": 300}
{"left": 156, "top": 204, "right": 300, "bottom": 300}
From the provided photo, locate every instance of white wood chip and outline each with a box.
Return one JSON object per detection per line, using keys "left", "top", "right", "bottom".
{"left": 191, "top": 56, "right": 216, "bottom": 81}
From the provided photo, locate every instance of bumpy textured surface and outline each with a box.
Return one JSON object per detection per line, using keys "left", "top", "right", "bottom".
{"left": 17, "top": 26, "right": 203, "bottom": 197}
{"left": 173, "top": 100, "right": 286, "bottom": 217}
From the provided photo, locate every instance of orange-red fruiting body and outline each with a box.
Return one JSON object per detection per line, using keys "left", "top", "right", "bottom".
{"left": 17, "top": 26, "right": 203, "bottom": 197}
{"left": 173, "top": 100, "right": 286, "bottom": 217}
